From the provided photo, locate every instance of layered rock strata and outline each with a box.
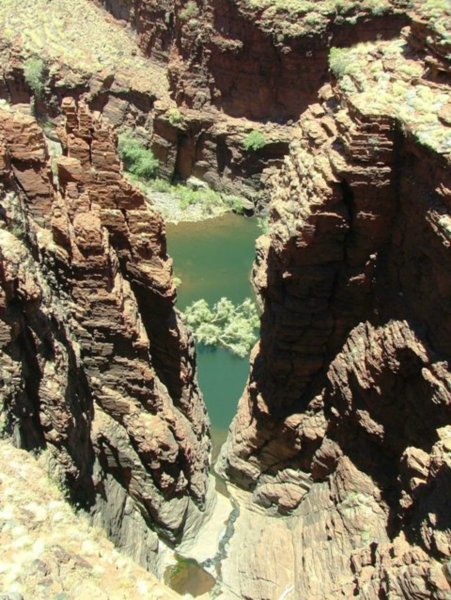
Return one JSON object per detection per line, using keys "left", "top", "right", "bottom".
{"left": 100, "top": 0, "right": 410, "bottom": 121}
{"left": 0, "top": 0, "right": 412, "bottom": 209}
{"left": 219, "top": 17, "right": 451, "bottom": 600}
{"left": 0, "top": 0, "right": 291, "bottom": 204}
{"left": 92, "top": 0, "right": 411, "bottom": 203}
{"left": 170, "top": 0, "right": 410, "bottom": 121}
{"left": 0, "top": 98, "right": 211, "bottom": 570}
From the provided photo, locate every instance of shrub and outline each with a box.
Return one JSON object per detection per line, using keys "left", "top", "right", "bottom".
{"left": 150, "top": 179, "right": 248, "bottom": 217}
{"left": 167, "top": 108, "right": 183, "bottom": 126}
{"left": 23, "top": 57, "right": 47, "bottom": 98}
{"left": 173, "top": 185, "right": 212, "bottom": 209}
{"left": 151, "top": 178, "right": 173, "bottom": 193}
{"left": 243, "top": 130, "right": 267, "bottom": 152}
{"left": 179, "top": 1, "right": 199, "bottom": 21}
{"left": 257, "top": 214, "right": 270, "bottom": 233}
{"left": 118, "top": 133, "right": 159, "bottom": 180}
{"left": 334, "top": 0, "right": 354, "bottom": 15}
{"left": 366, "top": 0, "right": 390, "bottom": 16}
{"left": 305, "top": 12, "right": 321, "bottom": 26}
{"left": 223, "top": 195, "right": 246, "bottom": 214}
{"left": 329, "top": 46, "right": 355, "bottom": 78}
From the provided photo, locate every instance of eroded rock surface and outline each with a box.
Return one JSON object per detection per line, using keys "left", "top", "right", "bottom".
{"left": 219, "top": 11, "right": 451, "bottom": 599}
{"left": 102, "top": 0, "right": 409, "bottom": 121}
{"left": 93, "top": 0, "right": 412, "bottom": 203}
{"left": 0, "top": 99, "right": 211, "bottom": 570}
{"left": 0, "top": 2, "right": 449, "bottom": 598}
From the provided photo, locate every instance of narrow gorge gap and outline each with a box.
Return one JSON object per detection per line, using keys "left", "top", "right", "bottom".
{"left": 0, "top": 1, "right": 449, "bottom": 598}
{"left": 166, "top": 213, "right": 260, "bottom": 458}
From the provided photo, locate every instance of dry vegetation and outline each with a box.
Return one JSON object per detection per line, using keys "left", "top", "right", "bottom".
{"left": 236, "top": 0, "right": 450, "bottom": 44}
{"left": 0, "top": 441, "right": 178, "bottom": 599}
{"left": 237, "top": 0, "right": 405, "bottom": 37}
{"left": 331, "top": 38, "right": 451, "bottom": 155}
{"left": 0, "top": 0, "right": 169, "bottom": 99}
{"left": 416, "top": 0, "right": 451, "bottom": 46}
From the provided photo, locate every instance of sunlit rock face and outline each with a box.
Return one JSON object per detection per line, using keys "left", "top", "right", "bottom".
{"left": 0, "top": 99, "right": 211, "bottom": 570}
{"left": 99, "top": 0, "right": 409, "bottom": 122}
{"left": 0, "top": 0, "right": 449, "bottom": 597}
{"left": 218, "top": 9, "right": 451, "bottom": 598}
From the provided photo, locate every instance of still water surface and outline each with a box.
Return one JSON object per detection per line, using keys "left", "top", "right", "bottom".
{"left": 166, "top": 213, "right": 260, "bottom": 454}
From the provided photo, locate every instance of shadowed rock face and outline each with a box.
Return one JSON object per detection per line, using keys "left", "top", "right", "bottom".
{"left": 100, "top": 0, "right": 409, "bottom": 122}
{"left": 0, "top": 1, "right": 449, "bottom": 597}
{"left": 217, "top": 16, "right": 451, "bottom": 599}
{"left": 91, "top": 0, "right": 411, "bottom": 208}
{"left": 0, "top": 99, "right": 211, "bottom": 569}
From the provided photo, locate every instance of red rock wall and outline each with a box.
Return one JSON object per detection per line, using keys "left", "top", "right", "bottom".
{"left": 218, "top": 78, "right": 451, "bottom": 596}
{"left": 0, "top": 99, "right": 211, "bottom": 567}
{"left": 101, "top": 0, "right": 409, "bottom": 121}
{"left": 99, "top": 0, "right": 174, "bottom": 61}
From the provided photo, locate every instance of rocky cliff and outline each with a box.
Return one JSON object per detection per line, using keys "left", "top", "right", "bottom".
{"left": 0, "top": 0, "right": 291, "bottom": 206}
{"left": 0, "top": 0, "right": 413, "bottom": 207}
{"left": 0, "top": 0, "right": 450, "bottom": 598}
{"left": 100, "top": 0, "right": 409, "bottom": 120}
{"left": 218, "top": 7, "right": 451, "bottom": 599}
{"left": 95, "top": 0, "right": 411, "bottom": 202}
{"left": 0, "top": 98, "right": 211, "bottom": 570}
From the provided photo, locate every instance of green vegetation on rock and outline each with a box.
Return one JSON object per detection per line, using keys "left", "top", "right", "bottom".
{"left": 118, "top": 133, "right": 159, "bottom": 181}
{"left": 179, "top": 0, "right": 199, "bottom": 21}
{"left": 0, "top": 0, "right": 169, "bottom": 101}
{"left": 167, "top": 108, "right": 184, "bottom": 126}
{"left": 239, "top": 0, "right": 394, "bottom": 37}
{"left": 23, "top": 56, "right": 47, "bottom": 97}
{"left": 257, "top": 213, "right": 270, "bottom": 233}
{"left": 182, "top": 297, "right": 260, "bottom": 357}
{"left": 332, "top": 39, "right": 451, "bottom": 155}
{"left": 167, "top": 184, "right": 245, "bottom": 214}
{"left": 416, "top": 0, "right": 451, "bottom": 45}
{"left": 175, "top": 185, "right": 224, "bottom": 210}
{"left": 329, "top": 46, "right": 356, "bottom": 78}
{"left": 143, "top": 178, "right": 248, "bottom": 222}
{"left": 243, "top": 130, "right": 267, "bottom": 152}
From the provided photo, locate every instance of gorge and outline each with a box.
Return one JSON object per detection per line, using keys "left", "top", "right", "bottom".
{"left": 0, "top": 0, "right": 450, "bottom": 598}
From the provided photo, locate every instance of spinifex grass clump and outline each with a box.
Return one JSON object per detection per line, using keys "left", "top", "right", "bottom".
{"left": 329, "top": 46, "right": 356, "bottom": 78}
{"left": 118, "top": 133, "right": 159, "bottom": 181}
{"left": 183, "top": 297, "right": 260, "bottom": 357}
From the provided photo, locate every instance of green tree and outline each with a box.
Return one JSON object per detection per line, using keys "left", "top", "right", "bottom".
{"left": 183, "top": 297, "right": 260, "bottom": 357}
{"left": 118, "top": 133, "right": 159, "bottom": 180}
{"left": 243, "top": 130, "right": 267, "bottom": 152}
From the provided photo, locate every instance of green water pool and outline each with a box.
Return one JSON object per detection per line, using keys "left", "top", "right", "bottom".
{"left": 166, "top": 213, "right": 260, "bottom": 454}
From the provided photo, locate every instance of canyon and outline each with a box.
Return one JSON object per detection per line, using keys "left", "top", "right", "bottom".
{"left": 0, "top": 0, "right": 450, "bottom": 599}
